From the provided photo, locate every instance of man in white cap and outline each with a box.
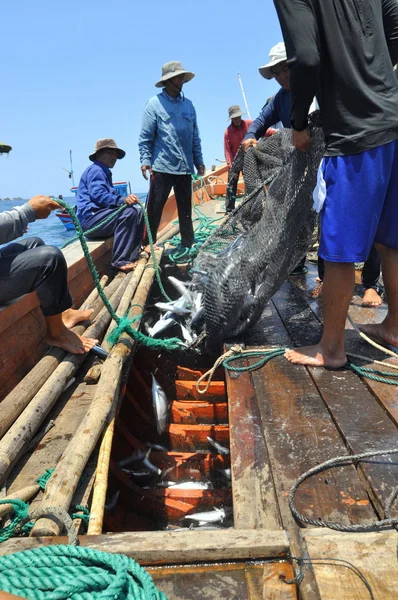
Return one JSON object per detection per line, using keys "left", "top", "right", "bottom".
{"left": 76, "top": 139, "right": 144, "bottom": 273}
{"left": 139, "top": 61, "right": 205, "bottom": 249}
{"left": 224, "top": 105, "right": 252, "bottom": 213}
{"left": 242, "top": 42, "right": 291, "bottom": 151}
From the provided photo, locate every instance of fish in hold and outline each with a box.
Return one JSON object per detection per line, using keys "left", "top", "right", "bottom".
{"left": 156, "top": 480, "right": 214, "bottom": 490}
{"left": 147, "top": 315, "right": 175, "bottom": 338}
{"left": 151, "top": 373, "right": 169, "bottom": 435}
{"left": 207, "top": 436, "right": 230, "bottom": 455}
{"left": 184, "top": 507, "right": 226, "bottom": 524}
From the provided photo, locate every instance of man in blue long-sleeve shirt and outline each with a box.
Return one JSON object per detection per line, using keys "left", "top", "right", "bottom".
{"left": 242, "top": 42, "right": 291, "bottom": 152}
{"left": 76, "top": 138, "right": 144, "bottom": 272}
{"left": 139, "top": 61, "right": 205, "bottom": 248}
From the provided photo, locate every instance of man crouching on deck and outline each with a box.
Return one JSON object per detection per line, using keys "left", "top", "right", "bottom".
{"left": 0, "top": 192, "right": 98, "bottom": 355}
{"left": 274, "top": 0, "right": 398, "bottom": 368}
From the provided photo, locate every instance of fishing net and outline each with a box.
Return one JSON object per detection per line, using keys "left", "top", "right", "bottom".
{"left": 193, "top": 112, "right": 325, "bottom": 347}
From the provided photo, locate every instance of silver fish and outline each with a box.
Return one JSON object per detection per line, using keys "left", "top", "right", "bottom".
{"left": 118, "top": 448, "right": 149, "bottom": 469}
{"left": 180, "top": 323, "right": 194, "bottom": 344}
{"left": 145, "top": 442, "right": 169, "bottom": 453}
{"left": 104, "top": 489, "right": 120, "bottom": 511}
{"left": 207, "top": 436, "right": 230, "bottom": 455}
{"left": 157, "top": 480, "right": 213, "bottom": 490}
{"left": 155, "top": 299, "right": 190, "bottom": 316}
{"left": 168, "top": 276, "right": 192, "bottom": 303}
{"left": 184, "top": 507, "right": 226, "bottom": 524}
{"left": 148, "top": 316, "right": 175, "bottom": 338}
{"left": 152, "top": 374, "right": 169, "bottom": 435}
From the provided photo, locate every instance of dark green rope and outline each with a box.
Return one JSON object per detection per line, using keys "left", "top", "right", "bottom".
{"left": 60, "top": 204, "right": 128, "bottom": 250}
{"left": 54, "top": 198, "right": 181, "bottom": 351}
{"left": 348, "top": 362, "right": 398, "bottom": 386}
{"left": 36, "top": 468, "right": 54, "bottom": 490}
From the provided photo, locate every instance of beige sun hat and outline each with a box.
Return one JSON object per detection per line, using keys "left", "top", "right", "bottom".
{"left": 227, "top": 105, "right": 245, "bottom": 120}
{"left": 0, "top": 141, "right": 12, "bottom": 154}
{"left": 259, "top": 42, "right": 287, "bottom": 80}
{"left": 155, "top": 61, "right": 195, "bottom": 88}
{"left": 89, "top": 138, "right": 126, "bottom": 161}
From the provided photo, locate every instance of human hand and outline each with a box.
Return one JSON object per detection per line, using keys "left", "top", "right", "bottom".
{"left": 292, "top": 128, "right": 314, "bottom": 152}
{"left": 241, "top": 138, "right": 257, "bottom": 151}
{"left": 141, "top": 165, "right": 152, "bottom": 180}
{"left": 28, "top": 195, "right": 60, "bottom": 219}
{"left": 124, "top": 194, "right": 140, "bottom": 205}
{"left": 197, "top": 165, "right": 206, "bottom": 176}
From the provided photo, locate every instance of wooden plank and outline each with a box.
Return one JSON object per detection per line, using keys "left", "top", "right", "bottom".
{"left": 226, "top": 356, "right": 282, "bottom": 530}
{"left": 261, "top": 563, "right": 298, "bottom": 600}
{"left": 273, "top": 279, "right": 398, "bottom": 515}
{"left": 170, "top": 400, "right": 228, "bottom": 424}
{"left": 304, "top": 529, "right": 398, "bottom": 599}
{"left": 175, "top": 380, "right": 226, "bottom": 401}
{"left": 177, "top": 365, "right": 224, "bottom": 381}
{"left": 0, "top": 529, "right": 289, "bottom": 564}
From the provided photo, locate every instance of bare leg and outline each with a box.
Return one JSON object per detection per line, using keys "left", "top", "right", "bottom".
{"left": 359, "top": 244, "right": 398, "bottom": 346}
{"left": 45, "top": 313, "right": 98, "bottom": 354}
{"left": 361, "top": 288, "right": 383, "bottom": 307}
{"left": 285, "top": 261, "right": 354, "bottom": 367}
{"left": 62, "top": 308, "right": 94, "bottom": 329}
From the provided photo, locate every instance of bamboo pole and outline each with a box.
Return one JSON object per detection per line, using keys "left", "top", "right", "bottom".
{"left": 0, "top": 274, "right": 121, "bottom": 440}
{"left": 0, "top": 485, "right": 40, "bottom": 519}
{"left": 31, "top": 249, "right": 163, "bottom": 537}
{"left": 102, "top": 255, "right": 147, "bottom": 352}
{"left": 0, "top": 274, "right": 132, "bottom": 486}
{"left": 156, "top": 223, "right": 180, "bottom": 245}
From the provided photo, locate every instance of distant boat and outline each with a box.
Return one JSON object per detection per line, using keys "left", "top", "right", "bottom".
{"left": 55, "top": 181, "right": 132, "bottom": 231}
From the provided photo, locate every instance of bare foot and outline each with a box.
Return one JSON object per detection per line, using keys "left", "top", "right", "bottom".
{"left": 45, "top": 329, "right": 98, "bottom": 355}
{"left": 309, "top": 280, "right": 323, "bottom": 299}
{"left": 358, "top": 323, "right": 398, "bottom": 348}
{"left": 361, "top": 288, "right": 383, "bottom": 307}
{"left": 62, "top": 308, "right": 94, "bottom": 329}
{"left": 144, "top": 244, "right": 160, "bottom": 253}
{"left": 284, "top": 344, "right": 347, "bottom": 368}
{"left": 118, "top": 262, "right": 138, "bottom": 272}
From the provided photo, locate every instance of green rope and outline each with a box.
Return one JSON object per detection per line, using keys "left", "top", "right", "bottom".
{"left": 36, "top": 468, "right": 54, "bottom": 490}
{"left": 71, "top": 504, "right": 90, "bottom": 525}
{"left": 0, "top": 545, "right": 167, "bottom": 599}
{"left": 0, "top": 499, "right": 30, "bottom": 543}
{"left": 348, "top": 362, "right": 398, "bottom": 386}
{"left": 54, "top": 198, "right": 181, "bottom": 351}
{"left": 60, "top": 204, "right": 128, "bottom": 250}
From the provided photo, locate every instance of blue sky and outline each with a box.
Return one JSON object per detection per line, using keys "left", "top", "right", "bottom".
{"left": 1, "top": 0, "right": 283, "bottom": 198}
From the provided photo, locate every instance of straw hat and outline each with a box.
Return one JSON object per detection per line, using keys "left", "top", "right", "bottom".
{"left": 228, "top": 105, "right": 245, "bottom": 120}
{"left": 259, "top": 42, "right": 287, "bottom": 80}
{"left": 89, "top": 138, "right": 125, "bottom": 161}
{"left": 155, "top": 61, "right": 195, "bottom": 88}
{"left": 0, "top": 142, "right": 12, "bottom": 154}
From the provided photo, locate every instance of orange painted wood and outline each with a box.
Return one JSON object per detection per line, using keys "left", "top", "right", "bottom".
{"left": 175, "top": 380, "right": 226, "bottom": 401}
{"left": 170, "top": 400, "right": 228, "bottom": 424}
{"left": 168, "top": 424, "right": 229, "bottom": 452}
{"left": 176, "top": 365, "right": 224, "bottom": 381}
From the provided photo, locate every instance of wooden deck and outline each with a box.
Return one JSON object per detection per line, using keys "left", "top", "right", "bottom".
{"left": 226, "top": 261, "right": 398, "bottom": 599}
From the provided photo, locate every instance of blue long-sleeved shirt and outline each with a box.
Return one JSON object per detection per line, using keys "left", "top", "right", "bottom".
{"left": 244, "top": 88, "right": 291, "bottom": 140}
{"left": 76, "top": 161, "right": 123, "bottom": 226}
{"left": 138, "top": 90, "right": 204, "bottom": 175}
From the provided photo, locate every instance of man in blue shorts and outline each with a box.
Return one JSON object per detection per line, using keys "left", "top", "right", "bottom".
{"left": 274, "top": 0, "right": 398, "bottom": 367}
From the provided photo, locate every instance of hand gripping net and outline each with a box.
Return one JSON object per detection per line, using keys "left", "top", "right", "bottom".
{"left": 193, "top": 114, "right": 325, "bottom": 347}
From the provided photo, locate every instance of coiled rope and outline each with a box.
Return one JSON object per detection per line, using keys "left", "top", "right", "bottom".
{"left": 0, "top": 545, "right": 167, "bottom": 600}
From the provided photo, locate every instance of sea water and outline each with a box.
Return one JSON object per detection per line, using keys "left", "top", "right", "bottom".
{"left": 0, "top": 195, "right": 147, "bottom": 249}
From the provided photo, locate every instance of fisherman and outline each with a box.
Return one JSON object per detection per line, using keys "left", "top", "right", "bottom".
{"left": 139, "top": 61, "right": 205, "bottom": 250}
{"left": 0, "top": 194, "right": 98, "bottom": 355}
{"left": 275, "top": 0, "right": 398, "bottom": 368}
{"left": 76, "top": 139, "right": 144, "bottom": 272}
{"left": 224, "top": 105, "right": 252, "bottom": 213}
{"left": 241, "top": 42, "right": 291, "bottom": 152}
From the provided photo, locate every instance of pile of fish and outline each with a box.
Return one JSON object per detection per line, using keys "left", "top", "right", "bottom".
{"left": 145, "top": 276, "right": 205, "bottom": 347}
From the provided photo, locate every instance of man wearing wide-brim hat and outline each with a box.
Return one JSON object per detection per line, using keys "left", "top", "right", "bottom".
{"left": 242, "top": 42, "right": 291, "bottom": 152}
{"left": 76, "top": 138, "right": 144, "bottom": 272}
{"left": 139, "top": 61, "right": 205, "bottom": 249}
{"left": 224, "top": 105, "right": 252, "bottom": 213}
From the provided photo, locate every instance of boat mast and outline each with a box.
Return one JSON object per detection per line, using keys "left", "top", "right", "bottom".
{"left": 237, "top": 73, "right": 251, "bottom": 119}
{"left": 69, "top": 149, "right": 75, "bottom": 187}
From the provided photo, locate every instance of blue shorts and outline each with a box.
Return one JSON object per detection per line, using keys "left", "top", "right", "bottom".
{"left": 319, "top": 140, "right": 398, "bottom": 262}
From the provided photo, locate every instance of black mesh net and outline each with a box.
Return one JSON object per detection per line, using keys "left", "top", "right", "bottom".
{"left": 192, "top": 113, "right": 325, "bottom": 348}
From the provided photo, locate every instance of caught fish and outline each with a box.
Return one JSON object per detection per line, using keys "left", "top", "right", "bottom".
{"left": 104, "top": 489, "right": 120, "bottom": 511}
{"left": 145, "top": 442, "right": 169, "bottom": 453}
{"left": 184, "top": 507, "right": 226, "bottom": 524}
{"left": 190, "top": 306, "right": 205, "bottom": 333}
{"left": 180, "top": 323, "right": 194, "bottom": 345}
{"left": 124, "top": 469, "right": 161, "bottom": 488}
{"left": 207, "top": 436, "right": 230, "bottom": 455}
{"left": 155, "top": 299, "right": 190, "bottom": 316}
{"left": 118, "top": 448, "right": 149, "bottom": 469}
{"left": 168, "top": 276, "right": 193, "bottom": 303}
{"left": 152, "top": 374, "right": 169, "bottom": 435}
{"left": 157, "top": 480, "right": 213, "bottom": 490}
{"left": 148, "top": 316, "right": 175, "bottom": 338}
{"left": 217, "top": 468, "right": 232, "bottom": 481}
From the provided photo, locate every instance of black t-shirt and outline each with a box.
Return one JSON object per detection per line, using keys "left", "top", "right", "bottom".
{"left": 274, "top": 0, "right": 398, "bottom": 155}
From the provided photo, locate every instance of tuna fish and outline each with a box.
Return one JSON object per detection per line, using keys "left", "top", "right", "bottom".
{"left": 207, "top": 436, "right": 230, "bottom": 455}
{"left": 151, "top": 374, "right": 169, "bottom": 435}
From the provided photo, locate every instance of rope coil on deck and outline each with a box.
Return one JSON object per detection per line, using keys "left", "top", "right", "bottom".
{"left": 0, "top": 545, "right": 167, "bottom": 600}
